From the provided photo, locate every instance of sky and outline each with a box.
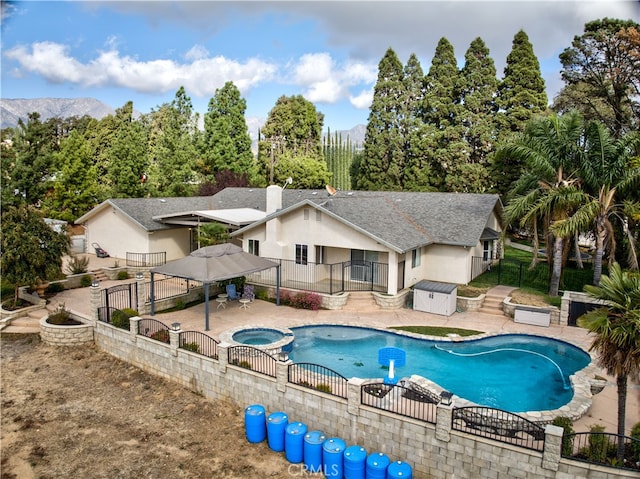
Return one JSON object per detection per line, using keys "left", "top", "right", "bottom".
{"left": 1, "top": 1, "right": 639, "bottom": 132}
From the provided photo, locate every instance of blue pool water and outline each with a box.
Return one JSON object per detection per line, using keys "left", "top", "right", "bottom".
{"left": 233, "top": 328, "right": 285, "bottom": 345}
{"left": 289, "top": 325, "right": 591, "bottom": 412}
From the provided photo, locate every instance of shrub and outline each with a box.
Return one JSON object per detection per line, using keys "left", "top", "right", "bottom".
{"left": 631, "top": 422, "right": 640, "bottom": 458}
{"left": 315, "top": 383, "right": 332, "bottom": 394}
{"left": 150, "top": 329, "right": 170, "bottom": 343}
{"left": 174, "top": 300, "right": 185, "bottom": 310}
{"left": 182, "top": 342, "right": 200, "bottom": 353}
{"left": 552, "top": 416, "right": 575, "bottom": 456}
{"left": 111, "top": 310, "right": 131, "bottom": 330}
{"left": 80, "top": 275, "right": 93, "bottom": 288}
{"left": 255, "top": 290, "right": 270, "bottom": 301}
{"left": 47, "top": 303, "right": 71, "bottom": 324}
{"left": 290, "top": 291, "right": 322, "bottom": 310}
{"left": 238, "top": 360, "right": 252, "bottom": 370}
{"left": 65, "top": 255, "right": 89, "bottom": 275}
{"left": 116, "top": 271, "right": 129, "bottom": 280}
{"left": 46, "top": 282, "right": 65, "bottom": 294}
{"left": 586, "top": 424, "right": 609, "bottom": 463}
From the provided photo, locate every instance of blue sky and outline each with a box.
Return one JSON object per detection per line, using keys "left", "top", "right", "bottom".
{"left": 1, "top": 1, "right": 638, "bottom": 132}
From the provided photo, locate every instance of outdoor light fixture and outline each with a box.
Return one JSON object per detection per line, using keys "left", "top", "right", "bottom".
{"left": 278, "top": 351, "right": 289, "bottom": 362}
{"left": 135, "top": 272, "right": 144, "bottom": 280}
{"left": 440, "top": 390, "right": 453, "bottom": 406}
{"left": 171, "top": 322, "right": 181, "bottom": 331}
{"left": 91, "top": 279, "right": 99, "bottom": 288}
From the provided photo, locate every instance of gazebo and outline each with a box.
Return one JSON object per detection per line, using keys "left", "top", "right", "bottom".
{"left": 150, "top": 243, "right": 280, "bottom": 330}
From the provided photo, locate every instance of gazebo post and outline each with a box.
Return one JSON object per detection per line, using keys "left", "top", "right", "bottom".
{"left": 150, "top": 272, "right": 155, "bottom": 316}
{"left": 204, "top": 283, "right": 210, "bottom": 331}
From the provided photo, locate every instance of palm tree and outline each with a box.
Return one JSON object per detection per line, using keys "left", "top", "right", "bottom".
{"left": 553, "top": 122, "right": 640, "bottom": 285}
{"left": 579, "top": 262, "right": 640, "bottom": 461}
{"left": 500, "top": 112, "right": 585, "bottom": 296}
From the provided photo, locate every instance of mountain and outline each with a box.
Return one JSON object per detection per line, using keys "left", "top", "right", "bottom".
{"left": 0, "top": 98, "right": 116, "bottom": 129}
{"left": 0, "top": 97, "right": 366, "bottom": 145}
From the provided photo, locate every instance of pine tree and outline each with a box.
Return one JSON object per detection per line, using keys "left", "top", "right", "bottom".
{"left": 357, "top": 48, "right": 405, "bottom": 190}
{"left": 202, "top": 81, "right": 258, "bottom": 183}
{"left": 493, "top": 30, "right": 548, "bottom": 195}
{"left": 455, "top": 37, "right": 499, "bottom": 192}
{"left": 424, "top": 38, "right": 468, "bottom": 191}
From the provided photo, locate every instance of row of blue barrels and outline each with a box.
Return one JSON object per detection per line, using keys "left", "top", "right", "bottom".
{"left": 245, "top": 404, "right": 412, "bottom": 478}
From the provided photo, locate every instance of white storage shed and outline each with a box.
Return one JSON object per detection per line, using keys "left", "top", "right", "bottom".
{"left": 413, "top": 280, "right": 458, "bottom": 316}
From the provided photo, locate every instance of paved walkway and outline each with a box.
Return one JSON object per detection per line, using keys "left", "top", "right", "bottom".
{"left": 40, "top": 255, "right": 638, "bottom": 435}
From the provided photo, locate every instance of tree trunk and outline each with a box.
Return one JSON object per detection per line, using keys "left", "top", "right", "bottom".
{"left": 616, "top": 374, "right": 627, "bottom": 462}
{"left": 574, "top": 231, "right": 583, "bottom": 269}
{"left": 549, "top": 235, "right": 563, "bottom": 297}
{"left": 593, "top": 224, "right": 606, "bottom": 286}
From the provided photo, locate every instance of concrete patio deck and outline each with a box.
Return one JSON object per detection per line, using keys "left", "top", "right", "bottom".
{"left": 38, "top": 255, "right": 639, "bottom": 435}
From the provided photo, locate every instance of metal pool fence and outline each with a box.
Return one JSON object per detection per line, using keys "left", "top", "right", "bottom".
{"left": 179, "top": 331, "right": 219, "bottom": 359}
{"left": 288, "top": 363, "right": 348, "bottom": 398}
{"left": 361, "top": 382, "right": 438, "bottom": 424}
{"left": 228, "top": 345, "right": 277, "bottom": 378}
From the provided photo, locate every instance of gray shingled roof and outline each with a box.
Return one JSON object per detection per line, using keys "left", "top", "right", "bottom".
{"left": 77, "top": 189, "right": 502, "bottom": 253}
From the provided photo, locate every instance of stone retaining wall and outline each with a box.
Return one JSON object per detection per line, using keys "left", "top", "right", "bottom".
{"left": 372, "top": 290, "right": 409, "bottom": 309}
{"left": 503, "top": 297, "right": 561, "bottom": 325}
{"left": 88, "top": 319, "right": 629, "bottom": 479}
{"left": 456, "top": 294, "right": 485, "bottom": 312}
{"left": 39, "top": 316, "right": 94, "bottom": 346}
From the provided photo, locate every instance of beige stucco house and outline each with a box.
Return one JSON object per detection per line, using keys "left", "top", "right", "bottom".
{"left": 76, "top": 187, "right": 503, "bottom": 294}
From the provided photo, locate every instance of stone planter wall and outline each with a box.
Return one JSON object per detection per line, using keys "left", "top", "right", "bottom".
{"left": 456, "top": 294, "right": 485, "bottom": 312}
{"left": 59, "top": 273, "right": 95, "bottom": 290}
{"left": 319, "top": 292, "right": 349, "bottom": 310}
{"left": 503, "top": 297, "right": 561, "bottom": 325}
{"left": 40, "top": 314, "right": 94, "bottom": 346}
{"left": 372, "top": 290, "right": 409, "bottom": 309}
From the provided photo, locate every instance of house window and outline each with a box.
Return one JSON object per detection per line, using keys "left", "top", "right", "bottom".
{"left": 303, "top": 208, "right": 310, "bottom": 220}
{"left": 295, "top": 244, "right": 308, "bottom": 265}
{"left": 248, "top": 239, "right": 259, "bottom": 256}
{"left": 483, "top": 240, "right": 493, "bottom": 261}
{"left": 316, "top": 209, "right": 321, "bottom": 221}
{"left": 412, "top": 248, "right": 421, "bottom": 268}
{"left": 315, "top": 245, "right": 325, "bottom": 264}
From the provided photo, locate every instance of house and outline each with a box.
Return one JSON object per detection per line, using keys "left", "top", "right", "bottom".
{"left": 76, "top": 187, "right": 503, "bottom": 294}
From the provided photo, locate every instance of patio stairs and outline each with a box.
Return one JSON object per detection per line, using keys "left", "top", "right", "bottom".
{"left": 478, "top": 286, "right": 515, "bottom": 316}
{"left": 91, "top": 269, "right": 108, "bottom": 282}
{"left": 0, "top": 306, "right": 51, "bottom": 336}
{"left": 342, "top": 291, "right": 379, "bottom": 311}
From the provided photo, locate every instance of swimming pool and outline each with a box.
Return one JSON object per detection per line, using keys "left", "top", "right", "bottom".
{"left": 289, "top": 325, "right": 591, "bottom": 412}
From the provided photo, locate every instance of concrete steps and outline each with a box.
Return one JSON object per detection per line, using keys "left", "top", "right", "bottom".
{"left": 342, "top": 291, "right": 379, "bottom": 311}
{"left": 92, "top": 269, "right": 108, "bottom": 282}
{"left": 0, "top": 306, "right": 51, "bottom": 336}
{"left": 478, "top": 292, "right": 504, "bottom": 315}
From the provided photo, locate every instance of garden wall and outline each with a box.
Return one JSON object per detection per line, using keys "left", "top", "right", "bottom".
{"left": 90, "top": 319, "right": 632, "bottom": 479}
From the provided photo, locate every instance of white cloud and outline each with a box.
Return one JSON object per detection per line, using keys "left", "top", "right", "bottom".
{"left": 4, "top": 41, "right": 278, "bottom": 97}
{"left": 350, "top": 89, "right": 374, "bottom": 110}
{"left": 290, "top": 52, "right": 378, "bottom": 104}
{"left": 184, "top": 44, "right": 209, "bottom": 62}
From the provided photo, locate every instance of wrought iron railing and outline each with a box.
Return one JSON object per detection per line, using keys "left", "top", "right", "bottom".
{"left": 228, "top": 346, "right": 277, "bottom": 378}
{"left": 126, "top": 251, "right": 166, "bottom": 267}
{"left": 138, "top": 318, "right": 170, "bottom": 343}
{"left": 245, "top": 257, "right": 388, "bottom": 294}
{"left": 361, "top": 382, "right": 438, "bottom": 425}
{"left": 452, "top": 406, "right": 545, "bottom": 451}
{"left": 179, "top": 331, "right": 219, "bottom": 359}
{"left": 145, "top": 276, "right": 202, "bottom": 304}
{"left": 561, "top": 431, "right": 640, "bottom": 471}
{"left": 288, "top": 363, "right": 348, "bottom": 398}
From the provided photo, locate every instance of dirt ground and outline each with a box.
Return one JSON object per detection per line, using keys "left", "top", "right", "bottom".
{"left": 1, "top": 337, "right": 306, "bottom": 479}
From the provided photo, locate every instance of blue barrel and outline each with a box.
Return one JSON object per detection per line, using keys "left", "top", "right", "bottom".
{"left": 386, "top": 461, "right": 412, "bottom": 478}
{"left": 285, "top": 422, "right": 308, "bottom": 463}
{"left": 303, "top": 430, "right": 326, "bottom": 474}
{"left": 322, "top": 437, "right": 347, "bottom": 478}
{"left": 366, "top": 452, "right": 390, "bottom": 479}
{"left": 343, "top": 445, "right": 366, "bottom": 479}
{"left": 244, "top": 404, "right": 266, "bottom": 443}
{"left": 267, "top": 411, "right": 288, "bottom": 452}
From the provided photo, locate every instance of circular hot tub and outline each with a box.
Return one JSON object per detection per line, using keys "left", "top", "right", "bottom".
{"left": 221, "top": 326, "right": 295, "bottom": 357}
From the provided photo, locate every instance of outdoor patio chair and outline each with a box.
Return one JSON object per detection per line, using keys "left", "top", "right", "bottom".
{"left": 242, "top": 285, "right": 255, "bottom": 301}
{"left": 226, "top": 283, "right": 238, "bottom": 301}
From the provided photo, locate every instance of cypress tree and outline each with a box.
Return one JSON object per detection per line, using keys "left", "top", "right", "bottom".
{"left": 357, "top": 48, "right": 405, "bottom": 190}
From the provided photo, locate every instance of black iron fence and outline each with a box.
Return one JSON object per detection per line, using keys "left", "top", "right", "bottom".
{"left": 245, "top": 258, "right": 388, "bottom": 294}
{"left": 452, "top": 406, "right": 545, "bottom": 452}
{"left": 561, "top": 431, "right": 640, "bottom": 472}
{"left": 361, "top": 382, "right": 438, "bottom": 425}
{"left": 100, "top": 283, "right": 137, "bottom": 313}
{"left": 144, "top": 276, "right": 201, "bottom": 303}
{"left": 126, "top": 251, "right": 166, "bottom": 267}
{"left": 288, "top": 363, "right": 348, "bottom": 398}
{"left": 179, "top": 331, "right": 219, "bottom": 359}
{"left": 138, "top": 318, "right": 170, "bottom": 343}
{"left": 471, "top": 257, "right": 601, "bottom": 293}
{"left": 228, "top": 346, "right": 277, "bottom": 378}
